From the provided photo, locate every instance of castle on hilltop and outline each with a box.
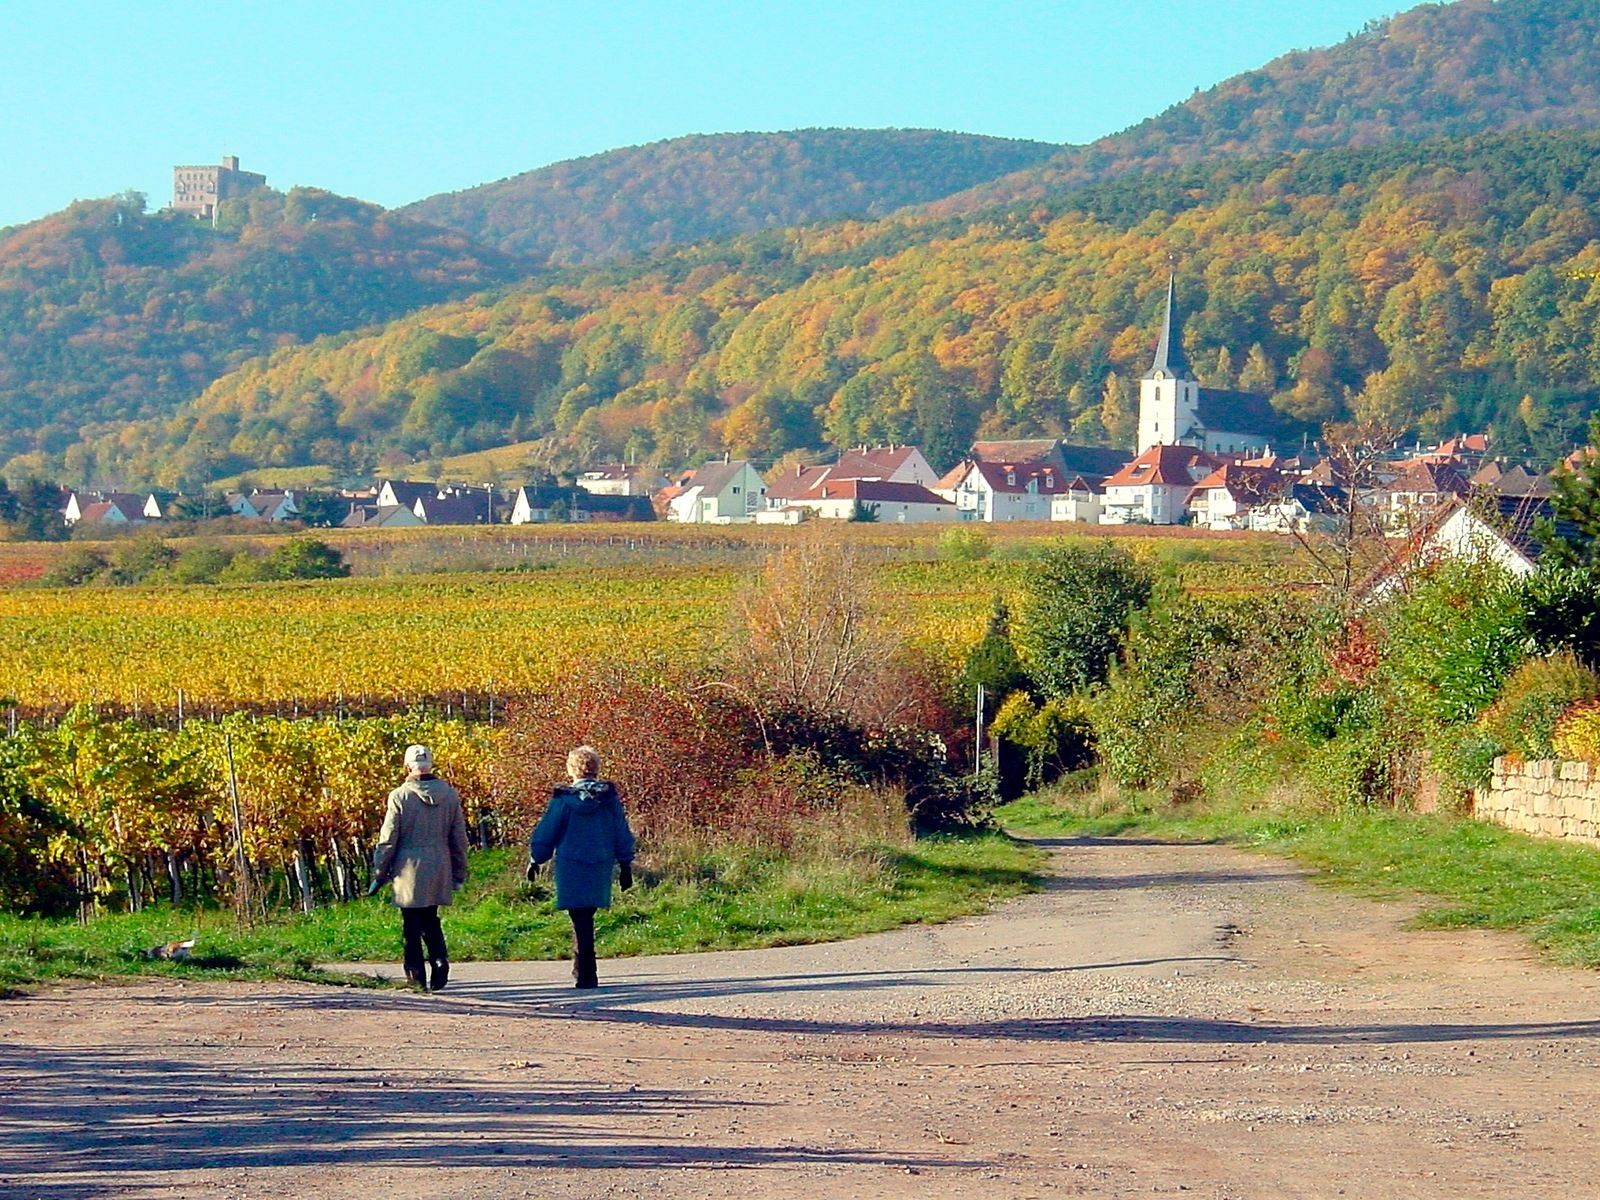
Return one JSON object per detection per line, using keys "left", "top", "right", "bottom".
{"left": 1136, "top": 274, "right": 1280, "bottom": 457}
{"left": 172, "top": 156, "right": 267, "bottom": 219}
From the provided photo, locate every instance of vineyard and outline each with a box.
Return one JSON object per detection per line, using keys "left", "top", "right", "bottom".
{"left": 0, "top": 531, "right": 1315, "bottom": 953}
{"left": 0, "top": 529, "right": 1307, "bottom": 713}
{"left": 0, "top": 559, "right": 1033, "bottom": 713}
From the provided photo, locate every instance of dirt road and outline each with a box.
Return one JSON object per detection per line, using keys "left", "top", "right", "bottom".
{"left": 5, "top": 835, "right": 1600, "bottom": 1199}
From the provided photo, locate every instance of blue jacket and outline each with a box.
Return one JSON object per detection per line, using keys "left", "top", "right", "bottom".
{"left": 528, "top": 779, "right": 636, "bottom": 911}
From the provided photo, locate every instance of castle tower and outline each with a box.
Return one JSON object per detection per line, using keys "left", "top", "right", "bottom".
{"left": 1136, "top": 274, "right": 1201, "bottom": 454}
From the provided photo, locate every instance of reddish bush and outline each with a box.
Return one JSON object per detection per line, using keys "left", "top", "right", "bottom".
{"left": 492, "top": 667, "right": 808, "bottom": 846}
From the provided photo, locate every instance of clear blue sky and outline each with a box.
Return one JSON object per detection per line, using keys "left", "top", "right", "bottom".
{"left": 1, "top": 0, "right": 1405, "bottom": 229}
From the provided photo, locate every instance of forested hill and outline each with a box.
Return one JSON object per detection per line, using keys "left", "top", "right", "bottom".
{"left": 399, "top": 129, "right": 1061, "bottom": 264}
{"left": 0, "top": 188, "right": 530, "bottom": 468}
{"left": 931, "top": 0, "right": 1600, "bottom": 215}
{"left": 81, "top": 130, "right": 1600, "bottom": 489}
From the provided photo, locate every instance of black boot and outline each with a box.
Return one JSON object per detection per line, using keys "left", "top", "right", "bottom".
{"left": 575, "top": 948, "right": 598, "bottom": 989}
{"left": 429, "top": 958, "right": 449, "bottom": 992}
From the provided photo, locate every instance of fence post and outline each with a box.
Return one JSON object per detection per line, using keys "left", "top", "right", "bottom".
{"left": 223, "top": 733, "right": 254, "bottom": 925}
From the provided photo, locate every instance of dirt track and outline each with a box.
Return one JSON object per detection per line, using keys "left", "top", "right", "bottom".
{"left": 5, "top": 835, "right": 1600, "bottom": 1199}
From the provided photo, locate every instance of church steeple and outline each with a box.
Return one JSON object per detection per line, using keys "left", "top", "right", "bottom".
{"left": 1143, "top": 273, "right": 1192, "bottom": 381}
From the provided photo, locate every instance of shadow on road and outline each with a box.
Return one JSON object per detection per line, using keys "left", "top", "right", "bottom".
{"left": 116, "top": 966, "right": 1600, "bottom": 1051}
{"left": 0, "top": 1042, "right": 983, "bottom": 1197}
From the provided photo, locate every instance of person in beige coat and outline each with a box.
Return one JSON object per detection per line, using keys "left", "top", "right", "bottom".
{"left": 370, "top": 744, "right": 469, "bottom": 991}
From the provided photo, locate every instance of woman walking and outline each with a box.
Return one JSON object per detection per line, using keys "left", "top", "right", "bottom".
{"left": 370, "top": 743, "right": 469, "bottom": 991}
{"left": 527, "top": 745, "right": 636, "bottom": 989}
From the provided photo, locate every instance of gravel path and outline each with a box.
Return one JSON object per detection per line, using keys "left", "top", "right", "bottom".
{"left": 5, "top": 835, "right": 1600, "bottom": 1199}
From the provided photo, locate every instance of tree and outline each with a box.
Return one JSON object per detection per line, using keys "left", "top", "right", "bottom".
{"left": 9, "top": 480, "right": 68, "bottom": 542}
{"left": 1016, "top": 542, "right": 1154, "bottom": 698}
{"left": 1275, "top": 419, "right": 1405, "bottom": 606}
{"left": 294, "top": 491, "right": 348, "bottom": 528}
{"left": 1537, "top": 416, "right": 1600, "bottom": 570}
{"left": 959, "top": 596, "right": 1030, "bottom": 718}
{"left": 1099, "top": 372, "right": 1137, "bottom": 450}
{"left": 736, "top": 533, "right": 898, "bottom": 726}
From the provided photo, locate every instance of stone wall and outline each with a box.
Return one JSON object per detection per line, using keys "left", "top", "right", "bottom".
{"left": 1473, "top": 757, "right": 1600, "bottom": 847}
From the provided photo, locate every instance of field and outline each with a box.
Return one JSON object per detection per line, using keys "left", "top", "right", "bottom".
{"left": 1, "top": 523, "right": 1311, "bottom": 712}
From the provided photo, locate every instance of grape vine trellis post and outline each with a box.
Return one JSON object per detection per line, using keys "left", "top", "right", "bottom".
{"left": 222, "top": 732, "right": 255, "bottom": 926}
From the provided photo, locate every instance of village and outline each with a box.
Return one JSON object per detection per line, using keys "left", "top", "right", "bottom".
{"left": 55, "top": 278, "right": 1570, "bottom": 576}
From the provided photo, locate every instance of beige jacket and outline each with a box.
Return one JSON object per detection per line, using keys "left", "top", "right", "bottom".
{"left": 372, "top": 776, "right": 469, "bottom": 908}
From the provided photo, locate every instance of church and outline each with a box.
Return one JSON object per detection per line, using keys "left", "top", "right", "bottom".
{"left": 1135, "top": 275, "right": 1283, "bottom": 457}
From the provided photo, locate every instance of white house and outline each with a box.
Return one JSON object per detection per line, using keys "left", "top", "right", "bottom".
{"left": 64, "top": 491, "right": 145, "bottom": 526}
{"left": 1363, "top": 495, "right": 1553, "bottom": 601}
{"left": 341, "top": 503, "right": 424, "bottom": 529}
{"left": 227, "top": 490, "right": 299, "bottom": 521}
{"left": 1049, "top": 475, "right": 1104, "bottom": 524}
{"left": 764, "top": 445, "right": 938, "bottom": 511}
{"left": 575, "top": 464, "right": 668, "bottom": 497}
{"left": 1100, "top": 445, "right": 1220, "bottom": 525}
{"left": 1186, "top": 464, "right": 1282, "bottom": 531}
{"left": 935, "top": 460, "right": 1066, "bottom": 522}
{"left": 786, "top": 479, "right": 955, "bottom": 523}
{"left": 666, "top": 460, "right": 767, "bottom": 524}
{"left": 73, "top": 498, "right": 141, "bottom": 528}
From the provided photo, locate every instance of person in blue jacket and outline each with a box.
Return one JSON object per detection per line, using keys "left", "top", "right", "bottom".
{"left": 527, "top": 745, "right": 637, "bottom": 988}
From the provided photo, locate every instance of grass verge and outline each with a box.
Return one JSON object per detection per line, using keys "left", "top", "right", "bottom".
{"left": 999, "top": 791, "right": 1600, "bottom": 969}
{"left": 0, "top": 834, "right": 1041, "bottom": 992}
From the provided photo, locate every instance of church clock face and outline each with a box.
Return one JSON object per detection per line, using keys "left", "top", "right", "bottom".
{"left": 1153, "top": 370, "right": 1166, "bottom": 381}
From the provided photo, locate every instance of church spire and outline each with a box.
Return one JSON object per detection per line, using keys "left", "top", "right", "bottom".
{"left": 1143, "top": 273, "right": 1193, "bottom": 381}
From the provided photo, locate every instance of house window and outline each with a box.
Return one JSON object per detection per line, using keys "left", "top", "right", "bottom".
{"left": 732, "top": 486, "right": 740, "bottom": 495}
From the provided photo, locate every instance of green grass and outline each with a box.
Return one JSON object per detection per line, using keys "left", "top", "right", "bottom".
{"left": 999, "top": 792, "right": 1600, "bottom": 969}
{"left": 0, "top": 835, "right": 1041, "bottom": 992}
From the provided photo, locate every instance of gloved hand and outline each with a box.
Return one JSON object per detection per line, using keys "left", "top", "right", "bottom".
{"left": 365, "top": 878, "right": 381, "bottom": 897}
{"left": 618, "top": 862, "right": 633, "bottom": 892}
{"left": 525, "top": 858, "right": 540, "bottom": 883}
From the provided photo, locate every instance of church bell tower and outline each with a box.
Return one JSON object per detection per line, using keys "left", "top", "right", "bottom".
{"left": 1136, "top": 274, "right": 1201, "bottom": 453}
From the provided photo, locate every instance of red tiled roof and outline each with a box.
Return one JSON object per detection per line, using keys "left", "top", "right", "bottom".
{"left": 1188, "top": 463, "right": 1282, "bottom": 504}
{"left": 1104, "top": 445, "right": 1220, "bottom": 489}
{"left": 832, "top": 446, "right": 923, "bottom": 479}
{"left": 797, "top": 479, "right": 950, "bottom": 505}
{"left": 956, "top": 460, "right": 1072, "bottom": 495}
{"left": 765, "top": 465, "right": 832, "bottom": 502}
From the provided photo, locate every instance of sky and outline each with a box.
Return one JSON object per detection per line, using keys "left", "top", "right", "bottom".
{"left": 1, "top": 0, "right": 1408, "bottom": 230}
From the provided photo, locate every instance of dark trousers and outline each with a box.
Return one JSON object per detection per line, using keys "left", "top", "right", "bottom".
{"left": 400, "top": 905, "right": 447, "bottom": 982}
{"left": 568, "top": 907, "right": 597, "bottom": 987}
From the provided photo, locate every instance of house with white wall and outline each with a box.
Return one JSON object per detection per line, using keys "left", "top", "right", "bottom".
{"left": 1100, "top": 445, "right": 1220, "bottom": 525}
{"left": 666, "top": 460, "right": 767, "bottom": 524}
{"left": 1049, "top": 476, "right": 1104, "bottom": 524}
{"left": 935, "top": 460, "right": 1065, "bottom": 522}
{"left": 787, "top": 479, "right": 955, "bottom": 522}
{"left": 1187, "top": 464, "right": 1282, "bottom": 531}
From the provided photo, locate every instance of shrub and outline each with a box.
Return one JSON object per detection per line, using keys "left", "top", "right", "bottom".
{"left": 1376, "top": 557, "right": 1530, "bottom": 731}
{"left": 1519, "top": 566, "right": 1600, "bottom": 670}
{"left": 41, "top": 546, "right": 109, "bottom": 587}
{"left": 1479, "top": 652, "right": 1600, "bottom": 763}
{"left": 1426, "top": 722, "right": 1506, "bottom": 803}
{"left": 1553, "top": 700, "right": 1600, "bottom": 764}
{"left": 1016, "top": 541, "right": 1154, "bottom": 698}
{"left": 991, "top": 691, "right": 1093, "bottom": 791}
{"left": 939, "top": 525, "right": 990, "bottom": 561}
{"left": 107, "top": 533, "right": 176, "bottom": 585}
{"left": 168, "top": 544, "right": 234, "bottom": 584}
{"left": 1306, "top": 722, "right": 1403, "bottom": 808}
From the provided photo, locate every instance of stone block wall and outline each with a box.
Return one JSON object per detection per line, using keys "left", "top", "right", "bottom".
{"left": 1473, "top": 757, "right": 1600, "bottom": 846}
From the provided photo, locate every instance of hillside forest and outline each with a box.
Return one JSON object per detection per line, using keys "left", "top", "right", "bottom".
{"left": 49, "top": 130, "right": 1600, "bottom": 489}
{"left": 9, "top": 0, "right": 1600, "bottom": 488}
